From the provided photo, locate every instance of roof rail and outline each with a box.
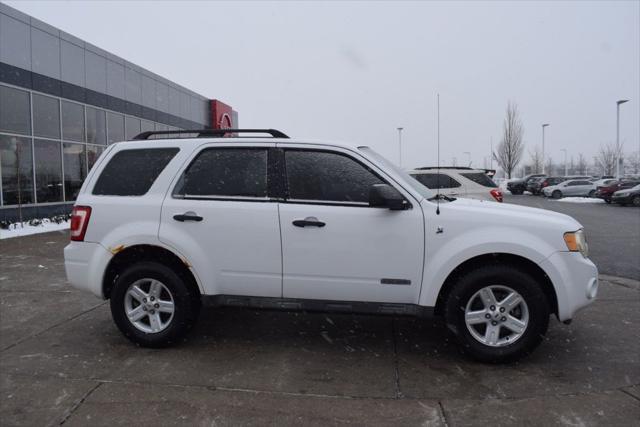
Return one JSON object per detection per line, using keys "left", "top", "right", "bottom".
{"left": 132, "top": 128, "right": 289, "bottom": 140}
{"left": 413, "top": 166, "right": 474, "bottom": 170}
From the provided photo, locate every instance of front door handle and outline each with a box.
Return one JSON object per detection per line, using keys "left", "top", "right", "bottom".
{"left": 173, "top": 211, "right": 203, "bottom": 222}
{"left": 292, "top": 217, "right": 326, "bottom": 228}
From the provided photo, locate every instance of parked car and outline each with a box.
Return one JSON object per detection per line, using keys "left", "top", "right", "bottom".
{"left": 532, "top": 176, "right": 568, "bottom": 195}
{"left": 542, "top": 179, "right": 596, "bottom": 199}
{"left": 409, "top": 167, "right": 503, "bottom": 202}
{"left": 506, "top": 174, "right": 546, "bottom": 195}
{"left": 611, "top": 184, "right": 640, "bottom": 206}
{"left": 64, "top": 128, "right": 598, "bottom": 363}
{"left": 595, "top": 180, "right": 640, "bottom": 203}
{"left": 526, "top": 176, "right": 547, "bottom": 195}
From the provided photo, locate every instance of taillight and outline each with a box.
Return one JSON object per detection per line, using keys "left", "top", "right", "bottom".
{"left": 542, "top": 180, "right": 549, "bottom": 187}
{"left": 70, "top": 206, "right": 92, "bottom": 241}
{"left": 490, "top": 189, "right": 503, "bottom": 202}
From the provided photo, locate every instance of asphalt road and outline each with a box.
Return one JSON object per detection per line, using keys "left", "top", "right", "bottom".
{"left": 503, "top": 194, "right": 640, "bottom": 280}
{"left": 1, "top": 232, "right": 639, "bottom": 426}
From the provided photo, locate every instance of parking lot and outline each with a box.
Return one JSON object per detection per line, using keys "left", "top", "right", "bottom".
{"left": 1, "top": 201, "right": 639, "bottom": 426}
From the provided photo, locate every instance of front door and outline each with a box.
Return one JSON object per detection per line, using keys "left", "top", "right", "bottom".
{"left": 159, "top": 143, "right": 282, "bottom": 297}
{"left": 277, "top": 147, "right": 424, "bottom": 304}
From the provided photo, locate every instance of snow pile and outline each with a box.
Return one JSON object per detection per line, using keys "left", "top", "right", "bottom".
{"left": 0, "top": 220, "right": 70, "bottom": 239}
{"left": 554, "top": 197, "right": 605, "bottom": 204}
{"left": 496, "top": 178, "right": 517, "bottom": 191}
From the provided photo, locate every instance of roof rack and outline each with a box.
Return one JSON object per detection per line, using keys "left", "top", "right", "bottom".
{"left": 414, "top": 166, "right": 475, "bottom": 170}
{"left": 132, "top": 128, "right": 289, "bottom": 140}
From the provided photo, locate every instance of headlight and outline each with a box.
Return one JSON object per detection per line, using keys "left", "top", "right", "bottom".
{"left": 564, "top": 229, "right": 589, "bottom": 258}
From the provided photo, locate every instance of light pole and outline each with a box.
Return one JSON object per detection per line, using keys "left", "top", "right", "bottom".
{"left": 616, "top": 100, "right": 629, "bottom": 178}
{"left": 560, "top": 148, "right": 568, "bottom": 176}
{"left": 463, "top": 151, "right": 471, "bottom": 166}
{"left": 541, "top": 124, "right": 550, "bottom": 173}
{"left": 397, "top": 127, "right": 403, "bottom": 168}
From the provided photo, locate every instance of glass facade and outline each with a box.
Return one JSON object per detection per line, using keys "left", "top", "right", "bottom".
{"left": 0, "top": 83, "right": 185, "bottom": 207}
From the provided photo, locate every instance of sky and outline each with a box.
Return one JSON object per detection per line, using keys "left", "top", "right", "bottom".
{"left": 6, "top": 0, "right": 639, "bottom": 170}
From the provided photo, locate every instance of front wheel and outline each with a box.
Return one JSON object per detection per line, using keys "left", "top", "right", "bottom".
{"left": 110, "top": 261, "right": 200, "bottom": 348}
{"left": 444, "top": 266, "right": 550, "bottom": 363}
{"left": 588, "top": 190, "right": 596, "bottom": 197}
{"left": 552, "top": 190, "right": 562, "bottom": 199}
{"left": 632, "top": 196, "right": 640, "bottom": 207}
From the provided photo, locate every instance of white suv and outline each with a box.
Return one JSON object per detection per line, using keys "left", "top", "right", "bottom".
{"left": 409, "top": 167, "right": 503, "bottom": 202}
{"left": 64, "top": 129, "right": 598, "bottom": 363}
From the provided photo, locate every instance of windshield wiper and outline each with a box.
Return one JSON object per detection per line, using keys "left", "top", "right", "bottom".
{"left": 428, "top": 194, "right": 457, "bottom": 202}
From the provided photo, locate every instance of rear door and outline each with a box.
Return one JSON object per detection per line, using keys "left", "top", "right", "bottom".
{"left": 277, "top": 146, "right": 424, "bottom": 304}
{"left": 159, "top": 143, "right": 282, "bottom": 297}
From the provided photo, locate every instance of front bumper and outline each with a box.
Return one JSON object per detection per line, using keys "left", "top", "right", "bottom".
{"left": 538, "top": 251, "right": 598, "bottom": 321}
{"left": 64, "top": 241, "right": 112, "bottom": 298}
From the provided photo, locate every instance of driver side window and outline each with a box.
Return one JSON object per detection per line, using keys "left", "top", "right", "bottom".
{"left": 284, "top": 150, "right": 384, "bottom": 204}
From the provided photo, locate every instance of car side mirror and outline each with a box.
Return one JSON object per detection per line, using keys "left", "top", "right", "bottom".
{"left": 369, "top": 184, "right": 408, "bottom": 210}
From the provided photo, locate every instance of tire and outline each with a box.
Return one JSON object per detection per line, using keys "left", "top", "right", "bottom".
{"left": 588, "top": 190, "right": 596, "bottom": 198}
{"left": 444, "top": 265, "right": 550, "bottom": 363}
{"left": 552, "top": 190, "right": 562, "bottom": 199}
{"left": 110, "top": 261, "right": 200, "bottom": 348}
{"left": 604, "top": 198, "right": 611, "bottom": 204}
{"left": 632, "top": 196, "right": 640, "bottom": 207}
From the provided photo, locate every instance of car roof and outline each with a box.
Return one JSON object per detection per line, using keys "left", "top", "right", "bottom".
{"left": 409, "top": 168, "right": 487, "bottom": 173}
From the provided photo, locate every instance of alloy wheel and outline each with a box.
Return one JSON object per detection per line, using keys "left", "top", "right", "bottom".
{"left": 124, "top": 278, "right": 175, "bottom": 333}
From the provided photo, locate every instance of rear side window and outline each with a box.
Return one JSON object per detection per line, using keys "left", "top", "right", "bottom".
{"left": 412, "top": 173, "right": 462, "bottom": 189}
{"left": 174, "top": 148, "right": 268, "bottom": 198}
{"left": 460, "top": 172, "right": 497, "bottom": 188}
{"left": 92, "top": 148, "right": 178, "bottom": 196}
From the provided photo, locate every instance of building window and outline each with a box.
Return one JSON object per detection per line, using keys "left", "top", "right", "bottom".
{"left": 0, "top": 135, "right": 34, "bottom": 205}
{"left": 34, "top": 139, "right": 63, "bottom": 203}
{"left": 63, "top": 143, "right": 87, "bottom": 201}
{"left": 0, "top": 85, "right": 31, "bottom": 135}
{"left": 32, "top": 94, "right": 61, "bottom": 139}
{"left": 125, "top": 116, "right": 141, "bottom": 140}
{"left": 141, "top": 120, "right": 154, "bottom": 133}
{"left": 61, "top": 101, "right": 85, "bottom": 142}
{"left": 107, "top": 111, "right": 124, "bottom": 144}
{"left": 87, "top": 144, "right": 104, "bottom": 171}
{"left": 86, "top": 107, "right": 106, "bottom": 145}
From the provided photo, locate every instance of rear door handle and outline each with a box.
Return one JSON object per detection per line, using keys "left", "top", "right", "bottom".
{"left": 293, "top": 217, "right": 326, "bottom": 228}
{"left": 173, "top": 211, "right": 203, "bottom": 222}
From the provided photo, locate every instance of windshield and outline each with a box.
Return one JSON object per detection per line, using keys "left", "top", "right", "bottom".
{"left": 359, "top": 147, "right": 434, "bottom": 199}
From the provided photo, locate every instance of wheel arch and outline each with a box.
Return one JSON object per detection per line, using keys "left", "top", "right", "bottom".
{"left": 433, "top": 253, "right": 558, "bottom": 317}
{"left": 102, "top": 244, "right": 201, "bottom": 300}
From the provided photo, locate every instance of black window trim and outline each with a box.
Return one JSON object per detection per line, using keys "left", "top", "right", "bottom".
{"left": 279, "top": 147, "right": 411, "bottom": 208}
{"left": 171, "top": 146, "right": 276, "bottom": 203}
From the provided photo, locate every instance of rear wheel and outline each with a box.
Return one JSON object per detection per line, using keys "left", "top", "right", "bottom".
{"left": 588, "top": 190, "right": 596, "bottom": 197}
{"left": 110, "top": 261, "right": 200, "bottom": 347}
{"left": 444, "top": 265, "right": 550, "bottom": 363}
{"left": 552, "top": 190, "right": 562, "bottom": 199}
{"left": 510, "top": 189, "right": 523, "bottom": 195}
{"left": 632, "top": 196, "right": 640, "bottom": 207}
{"left": 604, "top": 198, "right": 612, "bottom": 204}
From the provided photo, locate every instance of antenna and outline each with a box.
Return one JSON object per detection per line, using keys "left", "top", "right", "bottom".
{"left": 436, "top": 93, "right": 441, "bottom": 215}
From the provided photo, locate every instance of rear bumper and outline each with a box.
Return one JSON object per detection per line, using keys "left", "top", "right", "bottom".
{"left": 64, "top": 241, "right": 112, "bottom": 298}
{"left": 538, "top": 251, "right": 598, "bottom": 321}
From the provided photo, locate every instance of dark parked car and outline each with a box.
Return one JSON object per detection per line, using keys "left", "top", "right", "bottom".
{"left": 595, "top": 180, "right": 640, "bottom": 203}
{"left": 531, "top": 176, "right": 568, "bottom": 195}
{"left": 611, "top": 184, "right": 640, "bottom": 206}
{"left": 526, "top": 176, "right": 546, "bottom": 194}
{"left": 507, "top": 174, "right": 546, "bottom": 195}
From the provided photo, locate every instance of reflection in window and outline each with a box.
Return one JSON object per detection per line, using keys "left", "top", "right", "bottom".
{"left": 141, "top": 120, "right": 154, "bottom": 133}
{"left": 86, "top": 107, "right": 106, "bottom": 145}
{"left": 87, "top": 144, "right": 104, "bottom": 171}
{"left": 0, "top": 135, "right": 34, "bottom": 205}
{"left": 0, "top": 85, "right": 31, "bottom": 135}
{"left": 61, "top": 101, "right": 85, "bottom": 142}
{"left": 34, "top": 139, "right": 63, "bottom": 203}
{"left": 125, "top": 116, "right": 141, "bottom": 140}
{"left": 33, "top": 94, "right": 61, "bottom": 139}
{"left": 107, "top": 112, "right": 124, "bottom": 144}
{"left": 63, "top": 143, "right": 87, "bottom": 201}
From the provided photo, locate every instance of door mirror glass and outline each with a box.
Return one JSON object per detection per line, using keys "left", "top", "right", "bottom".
{"left": 369, "top": 184, "right": 407, "bottom": 210}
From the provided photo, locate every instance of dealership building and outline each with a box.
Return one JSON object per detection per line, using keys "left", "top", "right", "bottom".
{"left": 0, "top": 3, "right": 236, "bottom": 221}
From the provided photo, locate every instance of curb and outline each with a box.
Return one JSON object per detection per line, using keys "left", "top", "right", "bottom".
{"left": 599, "top": 274, "right": 640, "bottom": 290}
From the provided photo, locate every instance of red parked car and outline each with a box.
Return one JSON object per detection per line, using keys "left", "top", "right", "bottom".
{"left": 595, "top": 180, "right": 640, "bottom": 203}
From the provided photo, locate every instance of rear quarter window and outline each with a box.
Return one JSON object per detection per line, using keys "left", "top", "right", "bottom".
{"left": 92, "top": 148, "right": 179, "bottom": 196}
{"left": 460, "top": 172, "right": 497, "bottom": 188}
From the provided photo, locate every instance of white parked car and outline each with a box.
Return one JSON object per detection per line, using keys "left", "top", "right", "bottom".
{"left": 64, "top": 129, "right": 598, "bottom": 363}
{"left": 542, "top": 179, "right": 596, "bottom": 199}
{"left": 409, "top": 167, "right": 503, "bottom": 202}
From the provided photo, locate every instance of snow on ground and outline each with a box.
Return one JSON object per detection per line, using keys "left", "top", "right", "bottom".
{"left": 554, "top": 197, "right": 605, "bottom": 204}
{"left": 0, "top": 220, "right": 70, "bottom": 239}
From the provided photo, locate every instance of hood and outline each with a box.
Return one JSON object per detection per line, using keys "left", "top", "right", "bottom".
{"left": 430, "top": 197, "right": 582, "bottom": 231}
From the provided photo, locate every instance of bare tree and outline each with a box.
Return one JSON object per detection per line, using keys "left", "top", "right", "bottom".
{"left": 545, "top": 157, "right": 555, "bottom": 176}
{"left": 528, "top": 145, "right": 543, "bottom": 174}
{"left": 595, "top": 143, "right": 621, "bottom": 176}
{"left": 576, "top": 153, "right": 587, "bottom": 175}
{"left": 493, "top": 101, "right": 525, "bottom": 178}
{"left": 626, "top": 151, "right": 640, "bottom": 175}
